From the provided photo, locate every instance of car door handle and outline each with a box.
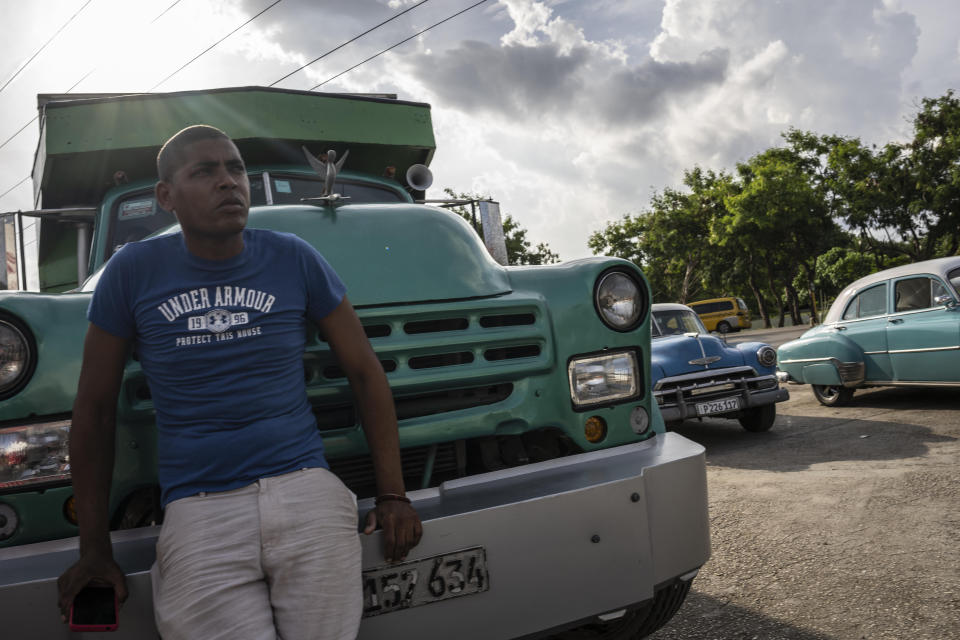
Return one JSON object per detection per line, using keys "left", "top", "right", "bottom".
{"left": 835, "top": 326, "right": 847, "bottom": 331}
{"left": 888, "top": 318, "right": 903, "bottom": 324}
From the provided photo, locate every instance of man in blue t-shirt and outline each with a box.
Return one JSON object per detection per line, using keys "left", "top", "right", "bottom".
{"left": 57, "top": 125, "right": 421, "bottom": 639}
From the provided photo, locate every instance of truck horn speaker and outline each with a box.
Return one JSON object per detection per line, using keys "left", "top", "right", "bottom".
{"left": 405, "top": 164, "right": 433, "bottom": 191}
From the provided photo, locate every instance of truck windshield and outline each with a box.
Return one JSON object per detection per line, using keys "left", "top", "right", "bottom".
{"left": 266, "top": 174, "right": 404, "bottom": 205}
{"left": 108, "top": 173, "right": 405, "bottom": 260}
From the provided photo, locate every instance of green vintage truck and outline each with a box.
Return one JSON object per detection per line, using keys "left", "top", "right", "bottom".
{"left": 0, "top": 87, "right": 709, "bottom": 639}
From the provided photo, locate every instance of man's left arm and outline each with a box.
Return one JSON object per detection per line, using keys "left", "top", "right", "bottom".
{"left": 318, "top": 296, "right": 422, "bottom": 563}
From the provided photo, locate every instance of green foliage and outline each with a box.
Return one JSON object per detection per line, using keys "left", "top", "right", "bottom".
{"left": 589, "top": 89, "right": 960, "bottom": 326}
{"left": 588, "top": 168, "right": 732, "bottom": 303}
{"left": 441, "top": 188, "right": 559, "bottom": 265}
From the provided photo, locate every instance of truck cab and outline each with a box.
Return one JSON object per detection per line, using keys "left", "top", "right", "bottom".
{"left": 0, "top": 87, "right": 709, "bottom": 639}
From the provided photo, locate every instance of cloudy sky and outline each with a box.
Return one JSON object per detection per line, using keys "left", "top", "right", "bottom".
{"left": 1, "top": 0, "right": 958, "bottom": 261}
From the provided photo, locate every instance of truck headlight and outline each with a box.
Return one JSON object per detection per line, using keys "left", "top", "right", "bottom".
{"left": 594, "top": 270, "right": 646, "bottom": 331}
{"left": 0, "top": 420, "right": 72, "bottom": 490}
{"left": 0, "top": 317, "right": 34, "bottom": 399}
{"left": 568, "top": 351, "right": 639, "bottom": 408}
{"left": 757, "top": 346, "right": 777, "bottom": 367}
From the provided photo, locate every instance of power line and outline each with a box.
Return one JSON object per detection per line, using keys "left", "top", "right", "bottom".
{"left": 311, "top": 0, "right": 490, "bottom": 90}
{"left": 149, "top": 0, "right": 284, "bottom": 91}
{"left": 150, "top": 0, "right": 186, "bottom": 25}
{"left": 0, "top": 118, "right": 38, "bottom": 155}
{"left": 0, "top": 0, "right": 186, "bottom": 154}
{"left": 269, "top": 0, "right": 430, "bottom": 87}
{"left": 0, "top": 0, "right": 94, "bottom": 96}
{"left": 0, "top": 176, "right": 31, "bottom": 203}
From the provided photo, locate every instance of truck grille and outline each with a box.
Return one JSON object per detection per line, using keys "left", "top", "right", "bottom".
{"left": 306, "top": 298, "right": 551, "bottom": 430}
{"left": 121, "top": 300, "right": 550, "bottom": 425}
{"left": 329, "top": 441, "right": 462, "bottom": 498}
{"left": 313, "top": 383, "right": 513, "bottom": 431}
{"left": 654, "top": 366, "right": 777, "bottom": 407}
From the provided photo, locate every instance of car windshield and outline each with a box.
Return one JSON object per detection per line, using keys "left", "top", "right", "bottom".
{"left": 948, "top": 267, "right": 960, "bottom": 296}
{"left": 652, "top": 308, "right": 707, "bottom": 337}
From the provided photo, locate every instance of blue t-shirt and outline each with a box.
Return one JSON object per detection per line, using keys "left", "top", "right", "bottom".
{"left": 87, "top": 229, "right": 346, "bottom": 505}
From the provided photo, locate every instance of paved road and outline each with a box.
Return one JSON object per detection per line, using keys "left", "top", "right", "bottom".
{"left": 725, "top": 325, "right": 809, "bottom": 349}
{"left": 650, "top": 384, "right": 960, "bottom": 640}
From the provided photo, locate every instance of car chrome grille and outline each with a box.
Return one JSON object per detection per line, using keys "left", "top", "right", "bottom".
{"left": 654, "top": 366, "right": 776, "bottom": 407}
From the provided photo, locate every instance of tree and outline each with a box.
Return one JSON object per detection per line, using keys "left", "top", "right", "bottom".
{"left": 719, "top": 147, "right": 839, "bottom": 326}
{"left": 789, "top": 90, "right": 960, "bottom": 262}
{"left": 588, "top": 168, "right": 732, "bottom": 303}
{"left": 441, "top": 189, "right": 559, "bottom": 265}
{"left": 909, "top": 90, "right": 960, "bottom": 258}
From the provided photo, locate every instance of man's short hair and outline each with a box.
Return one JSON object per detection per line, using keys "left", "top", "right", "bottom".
{"left": 157, "top": 125, "right": 231, "bottom": 182}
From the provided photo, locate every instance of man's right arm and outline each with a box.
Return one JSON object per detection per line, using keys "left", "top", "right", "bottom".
{"left": 57, "top": 323, "right": 131, "bottom": 621}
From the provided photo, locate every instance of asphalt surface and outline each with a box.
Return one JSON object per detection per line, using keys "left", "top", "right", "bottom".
{"left": 724, "top": 325, "right": 809, "bottom": 349}
{"left": 649, "top": 384, "right": 960, "bottom": 640}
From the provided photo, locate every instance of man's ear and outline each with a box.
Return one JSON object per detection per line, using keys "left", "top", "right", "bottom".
{"left": 155, "top": 181, "right": 173, "bottom": 213}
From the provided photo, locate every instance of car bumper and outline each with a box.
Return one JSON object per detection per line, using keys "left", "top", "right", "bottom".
{"left": 0, "top": 432, "right": 710, "bottom": 640}
{"left": 655, "top": 368, "right": 789, "bottom": 423}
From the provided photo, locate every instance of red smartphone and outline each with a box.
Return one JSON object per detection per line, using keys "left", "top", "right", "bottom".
{"left": 69, "top": 585, "right": 118, "bottom": 632}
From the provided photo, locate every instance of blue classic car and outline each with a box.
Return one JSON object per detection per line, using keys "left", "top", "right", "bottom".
{"left": 651, "top": 303, "right": 789, "bottom": 431}
{"left": 777, "top": 257, "right": 960, "bottom": 406}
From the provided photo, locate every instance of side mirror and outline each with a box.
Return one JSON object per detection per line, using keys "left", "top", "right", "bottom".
{"left": 934, "top": 294, "right": 957, "bottom": 308}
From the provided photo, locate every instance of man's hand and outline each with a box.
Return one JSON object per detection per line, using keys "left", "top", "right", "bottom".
{"left": 57, "top": 551, "right": 128, "bottom": 622}
{"left": 364, "top": 501, "right": 423, "bottom": 563}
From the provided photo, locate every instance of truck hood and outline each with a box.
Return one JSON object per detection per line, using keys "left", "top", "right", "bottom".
{"left": 650, "top": 333, "right": 746, "bottom": 379}
{"left": 246, "top": 204, "right": 512, "bottom": 306}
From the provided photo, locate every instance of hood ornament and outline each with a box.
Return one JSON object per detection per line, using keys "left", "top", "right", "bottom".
{"left": 301, "top": 146, "right": 351, "bottom": 204}
{"left": 685, "top": 332, "right": 719, "bottom": 367}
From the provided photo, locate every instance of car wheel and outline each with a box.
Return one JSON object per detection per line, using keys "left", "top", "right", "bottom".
{"left": 716, "top": 321, "right": 731, "bottom": 334}
{"left": 738, "top": 404, "right": 776, "bottom": 432}
{"left": 811, "top": 384, "right": 855, "bottom": 407}
{"left": 551, "top": 577, "right": 693, "bottom": 639}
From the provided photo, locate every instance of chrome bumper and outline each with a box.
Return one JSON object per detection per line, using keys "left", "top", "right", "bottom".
{"left": 0, "top": 433, "right": 710, "bottom": 640}
{"left": 655, "top": 368, "right": 789, "bottom": 422}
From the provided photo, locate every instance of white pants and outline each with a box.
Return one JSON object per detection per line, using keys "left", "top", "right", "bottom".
{"left": 150, "top": 467, "right": 362, "bottom": 640}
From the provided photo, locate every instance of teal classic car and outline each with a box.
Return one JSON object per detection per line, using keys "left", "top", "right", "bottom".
{"left": 0, "top": 88, "right": 710, "bottom": 640}
{"left": 650, "top": 303, "right": 788, "bottom": 431}
{"left": 777, "top": 257, "right": 960, "bottom": 406}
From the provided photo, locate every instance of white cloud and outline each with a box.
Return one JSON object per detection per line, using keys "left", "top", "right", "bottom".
{"left": 1, "top": 0, "right": 957, "bottom": 264}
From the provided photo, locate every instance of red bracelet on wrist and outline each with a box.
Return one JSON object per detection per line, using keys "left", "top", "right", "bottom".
{"left": 375, "top": 493, "right": 411, "bottom": 505}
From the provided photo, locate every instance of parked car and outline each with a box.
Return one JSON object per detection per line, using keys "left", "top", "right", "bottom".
{"left": 650, "top": 303, "right": 788, "bottom": 431}
{"left": 687, "top": 297, "right": 752, "bottom": 333}
{"left": 777, "top": 257, "right": 960, "bottom": 406}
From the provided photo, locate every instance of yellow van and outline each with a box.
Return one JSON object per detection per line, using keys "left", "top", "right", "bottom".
{"left": 687, "top": 297, "right": 752, "bottom": 333}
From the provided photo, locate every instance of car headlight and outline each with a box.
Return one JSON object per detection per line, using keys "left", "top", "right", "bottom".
{"left": 0, "top": 316, "right": 34, "bottom": 399}
{"left": 0, "top": 420, "right": 72, "bottom": 490}
{"left": 594, "top": 270, "right": 646, "bottom": 331}
{"left": 757, "top": 346, "right": 777, "bottom": 367}
{"left": 568, "top": 351, "right": 640, "bottom": 408}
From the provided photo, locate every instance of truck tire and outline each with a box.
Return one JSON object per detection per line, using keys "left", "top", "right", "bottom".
{"left": 550, "top": 577, "right": 693, "bottom": 639}
{"left": 738, "top": 404, "right": 776, "bottom": 432}
{"left": 811, "top": 384, "right": 854, "bottom": 407}
{"left": 716, "top": 321, "right": 732, "bottom": 334}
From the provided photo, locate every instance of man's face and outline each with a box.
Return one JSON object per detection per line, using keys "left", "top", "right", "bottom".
{"left": 156, "top": 137, "right": 251, "bottom": 240}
